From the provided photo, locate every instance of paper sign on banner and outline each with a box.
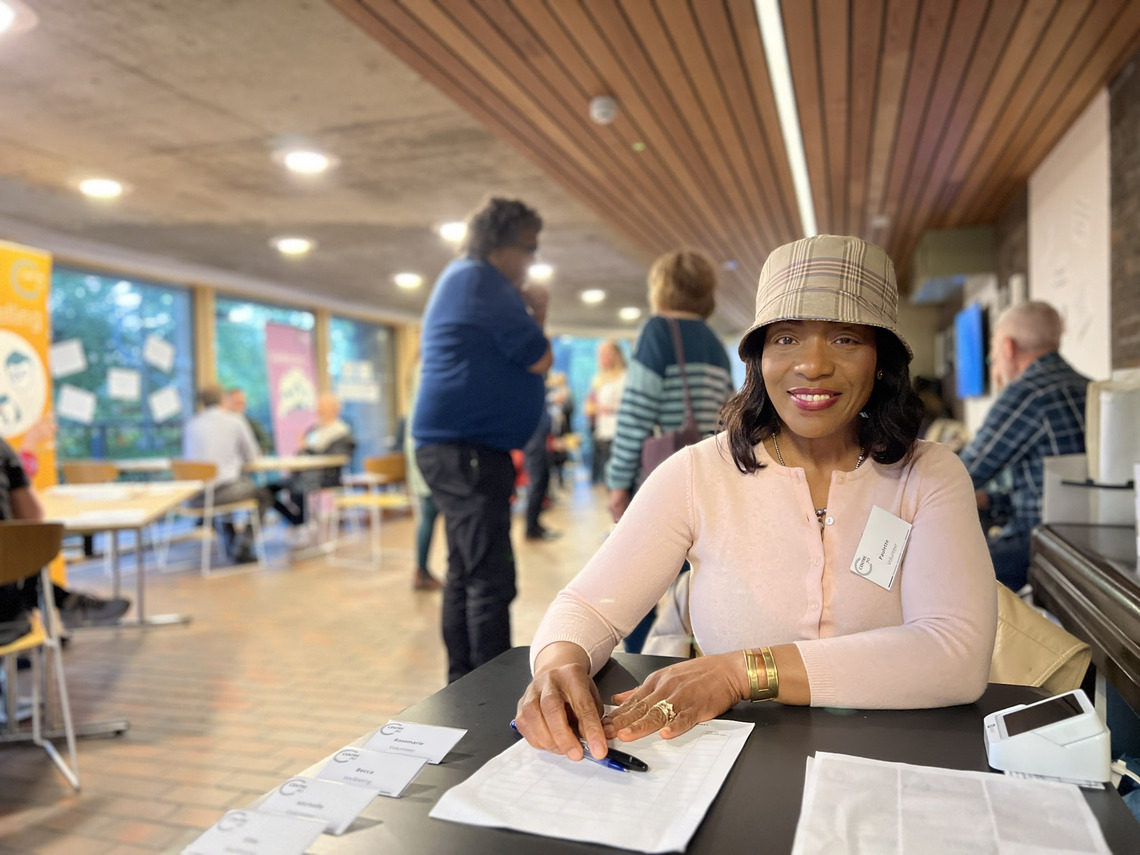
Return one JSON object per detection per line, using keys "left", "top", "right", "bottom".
{"left": 315, "top": 746, "right": 425, "bottom": 796}
{"left": 364, "top": 721, "right": 467, "bottom": 764}
{"left": 143, "top": 334, "right": 175, "bottom": 373}
{"left": 258, "top": 777, "right": 377, "bottom": 835}
{"left": 180, "top": 809, "right": 325, "bottom": 855}
{"left": 107, "top": 367, "right": 141, "bottom": 401}
{"left": 148, "top": 385, "right": 181, "bottom": 423}
{"left": 57, "top": 384, "right": 96, "bottom": 424}
{"left": 850, "top": 505, "right": 912, "bottom": 591}
{"left": 49, "top": 339, "right": 87, "bottom": 378}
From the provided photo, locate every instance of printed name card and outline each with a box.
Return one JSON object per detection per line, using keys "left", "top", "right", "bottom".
{"left": 315, "top": 746, "right": 425, "bottom": 797}
{"left": 259, "top": 776, "right": 377, "bottom": 835}
{"left": 363, "top": 720, "right": 467, "bottom": 764}
{"left": 850, "top": 505, "right": 913, "bottom": 591}
{"left": 181, "top": 809, "right": 324, "bottom": 855}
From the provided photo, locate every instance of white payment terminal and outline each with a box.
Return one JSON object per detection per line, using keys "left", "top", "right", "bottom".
{"left": 984, "top": 690, "right": 1110, "bottom": 786}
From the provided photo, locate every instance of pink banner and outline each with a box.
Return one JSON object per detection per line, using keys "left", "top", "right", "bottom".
{"left": 264, "top": 322, "right": 317, "bottom": 455}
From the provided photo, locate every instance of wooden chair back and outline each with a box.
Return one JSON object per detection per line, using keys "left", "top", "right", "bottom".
{"left": 363, "top": 454, "right": 407, "bottom": 484}
{"left": 60, "top": 460, "right": 118, "bottom": 484}
{"left": 170, "top": 460, "right": 219, "bottom": 481}
{"left": 0, "top": 521, "right": 65, "bottom": 586}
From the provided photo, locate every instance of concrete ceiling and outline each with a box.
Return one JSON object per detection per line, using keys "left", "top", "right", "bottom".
{"left": 0, "top": 0, "right": 653, "bottom": 333}
{"left": 1, "top": 1, "right": 1138, "bottom": 337}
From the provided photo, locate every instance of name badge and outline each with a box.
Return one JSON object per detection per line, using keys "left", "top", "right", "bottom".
{"left": 363, "top": 720, "right": 467, "bottom": 764}
{"left": 181, "top": 809, "right": 325, "bottom": 855}
{"left": 850, "top": 505, "right": 912, "bottom": 590}
{"left": 316, "top": 746, "right": 425, "bottom": 797}
{"left": 259, "top": 777, "right": 378, "bottom": 835}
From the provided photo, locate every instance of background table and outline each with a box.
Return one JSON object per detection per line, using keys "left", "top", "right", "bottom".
{"left": 40, "top": 481, "right": 203, "bottom": 626}
{"left": 297, "top": 648, "right": 1140, "bottom": 854}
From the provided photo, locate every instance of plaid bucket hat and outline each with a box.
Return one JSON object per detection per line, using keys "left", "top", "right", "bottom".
{"left": 739, "top": 234, "right": 913, "bottom": 360}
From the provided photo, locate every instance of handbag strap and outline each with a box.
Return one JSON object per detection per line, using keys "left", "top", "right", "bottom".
{"left": 664, "top": 317, "right": 698, "bottom": 429}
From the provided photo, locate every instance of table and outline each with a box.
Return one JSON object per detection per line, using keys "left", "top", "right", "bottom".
{"left": 40, "top": 481, "right": 204, "bottom": 627}
{"left": 108, "top": 457, "right": 172, "bottom": 475}
{"left": 298, "top": 648, "right": 1140, "bottom": 854}
{"left": 1030, "top": 524, "right": 1140, "bottom": 713}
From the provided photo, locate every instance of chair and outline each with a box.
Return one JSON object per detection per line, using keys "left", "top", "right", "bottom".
{"left": 161, "top": 460, "right": 265, "bottom": 576}
{"left": 0, "top": 521, "right": 79, "bottom": 789}
{"left": 988, "top": 582, "right": 1091, "bottom": 695}
{"left": 60, "top": 459, "right": 122, "bottom": 587}
{"left": 333, "top": 454, "right": 413, "bottom": 566}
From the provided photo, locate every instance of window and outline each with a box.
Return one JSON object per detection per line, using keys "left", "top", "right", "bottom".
{"left": 49, "top": 268, "right": 194, "bottom": 460}
{"left": 214, "top": 297, "right": 315, "bottom": 452}
{"left": 328, "top": 316, "right": 397, "bottom": 470}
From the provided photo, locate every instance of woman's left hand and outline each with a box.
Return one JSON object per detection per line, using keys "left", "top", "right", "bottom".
{"left": 604, "top": 653, "right": 748, "bottom": 741}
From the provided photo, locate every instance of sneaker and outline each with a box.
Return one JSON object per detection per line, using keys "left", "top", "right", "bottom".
{"left": 57, "top": 592, "right": 131, "bottom": 628}
{"left": 414, "top": 569, "right": 444, "bottom": 591}
{"left": 525, "top": 527, "right": 561, "bottom": 542}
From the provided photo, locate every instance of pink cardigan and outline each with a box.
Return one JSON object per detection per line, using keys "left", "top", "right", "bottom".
{"left": 530, "top": 436, "right": 998, "bottom": 709}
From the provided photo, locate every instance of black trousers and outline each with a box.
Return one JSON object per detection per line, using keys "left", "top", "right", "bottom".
{"left": 523, "top": 410, "right": 551, "bottom": 536}
{"left": 416, "top": 443, "right": 517, "bottom": 683}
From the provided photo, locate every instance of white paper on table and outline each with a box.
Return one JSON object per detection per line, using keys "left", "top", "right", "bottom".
{"left": 363, "top": 720, "right": 467, "bottom": 764}
{"left": 70, "top": 509, "right": 149, "bottom": 525}
{"left": 57, "top": 384, "right": 96, "bottom": 424}
{"left": 107, "top": 367, "right": 141, "bottom": 401}
{"left": 258, "top": 776, "right": 377, "bottom": 835}
{"left": 430, "top": 717, "right": 754, "bottom": 853}
{"left": 791, "top": 752, "right": 1111, "bottom": 855}
{"left": 49, "top": 339, "right": 87, "bottom": 378}
{"left": 180, "top": 808, "right": 325, "bottom": 855}
{"left": 143, "top": 334, "right": 175, "bottom": 373}
{"left": 148, "top": 385, "right": 181, "bottom": 423}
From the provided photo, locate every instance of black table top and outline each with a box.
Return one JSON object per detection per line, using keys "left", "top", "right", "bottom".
{"left": 308, "top": 648, "right": 1140, "bottom": 854}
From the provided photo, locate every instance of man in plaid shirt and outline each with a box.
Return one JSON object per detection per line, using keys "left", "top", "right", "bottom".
{"left": 959, "top": 301, "right": 1089, "bottom": 591}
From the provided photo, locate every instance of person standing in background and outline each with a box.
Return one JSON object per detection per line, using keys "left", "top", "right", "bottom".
{"left": 604, "top": 250, "right": 735, "bottom": 653}
{"left": 414, "top": 197, "right": 552, "bottom": 683}
{"left": 403, "top": 358, "right": 444, "bottom": 591}
{"left": 586, "top": 340, "right": 626, "bottom": 485}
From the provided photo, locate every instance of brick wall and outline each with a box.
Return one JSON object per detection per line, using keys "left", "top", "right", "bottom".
{"left": 1110, "top": 53, "right": 1140, "bottom": 369}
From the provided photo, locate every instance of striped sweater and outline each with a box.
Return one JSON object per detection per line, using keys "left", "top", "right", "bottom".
{"left": 605, "top": 315, "right": 734, "bottom": 490}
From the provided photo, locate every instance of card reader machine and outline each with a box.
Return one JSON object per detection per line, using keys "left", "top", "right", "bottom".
{"left": 984, "top": 690, "right": 1110, "bottom": 786}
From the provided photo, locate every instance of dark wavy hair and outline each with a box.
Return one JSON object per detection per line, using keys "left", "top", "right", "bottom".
{"left": 461, "top": 197, "right": 543, "bottom": 259}
{"left": 722, "top": 327, "right": 923, "bottom": 473}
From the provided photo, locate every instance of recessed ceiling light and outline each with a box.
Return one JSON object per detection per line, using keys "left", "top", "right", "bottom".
{"left": 393, "top": 272, "right": 424, "bottom": 289}
{"left": 580, "top": 289, "right": 606, "bottom": 305}
{"left": 272, "top": 236, "right": 315, "bottom": 256}
{"left": 281, "top": 149, "right": 334, "bottom": 175}
{"left": 619, "top": 307, "right": 642, "bottom": 322}
{"left": 78, "top": 178, "right": 123, "bottom": 199}
{"left": 439, "top": 221, "right": 467, "bottom": 242}
{"left": 721, "top": 259, "right": 739, "bottom": 271}
{"left": 528, "top": 263, "right": 554, "bottom": 282}
{"left": 0, "top": 0, "right": 36, "bottom": 36}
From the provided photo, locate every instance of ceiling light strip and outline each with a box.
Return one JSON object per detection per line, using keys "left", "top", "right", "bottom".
{"left": 754, "top": 0, "right": 817, "bottom": 238}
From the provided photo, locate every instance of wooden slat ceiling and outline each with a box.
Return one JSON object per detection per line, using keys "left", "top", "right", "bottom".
{"left": 331, "top": 0, "right": 1140, "bottom": 330}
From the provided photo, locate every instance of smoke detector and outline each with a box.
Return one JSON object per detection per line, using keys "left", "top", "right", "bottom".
{"left": 589, "top": 95, "right": 619, "bottom": 125}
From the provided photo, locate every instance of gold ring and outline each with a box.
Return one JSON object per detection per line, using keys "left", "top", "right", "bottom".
{"left": 652, "top": 699, "right": 676, "bottom": 723}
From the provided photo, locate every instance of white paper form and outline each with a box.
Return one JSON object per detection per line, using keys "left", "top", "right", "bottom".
{"left": 792, "top": 753, "right": 1111, "bottom": 855}
{"left": 430, "top": 717, "right": 753, "bottom": 853}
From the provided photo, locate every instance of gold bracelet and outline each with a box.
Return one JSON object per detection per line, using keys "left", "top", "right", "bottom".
{"left": 743, "top": 648, "right": 779, "bottom": 702}
{"left": 759, "top": 646, "right": 779, "bottom": 701}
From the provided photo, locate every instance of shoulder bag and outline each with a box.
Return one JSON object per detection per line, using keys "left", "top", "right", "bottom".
{"left": 639, "top": 317, "right": 702, "bottom": 485}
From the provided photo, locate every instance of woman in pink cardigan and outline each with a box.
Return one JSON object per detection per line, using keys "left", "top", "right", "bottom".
{"left": 514, "top": 235, "right": 998, "bottom": 766}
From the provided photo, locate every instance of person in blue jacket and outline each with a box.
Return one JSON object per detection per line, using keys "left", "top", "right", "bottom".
{"left": 413, "top": 197, "right": 552, "bottom": 683}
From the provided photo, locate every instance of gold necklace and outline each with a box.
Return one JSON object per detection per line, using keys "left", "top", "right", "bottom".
{"left": 770, "top": 433, "right": 866, "bottom": 526}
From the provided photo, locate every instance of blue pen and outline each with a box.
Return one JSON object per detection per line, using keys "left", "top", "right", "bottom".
{"left": 509, "top": 720, "right": 649, "bottom": 773}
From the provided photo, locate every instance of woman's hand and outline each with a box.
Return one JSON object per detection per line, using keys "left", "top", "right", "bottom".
{"left": 608, "top": 488, "right": 631, "bottom": 522}
{"left": 515, "top": 643, "right": 609, "bottom": 761}
{"left": 604, "top": 653, "right": 748, "bottom": 741}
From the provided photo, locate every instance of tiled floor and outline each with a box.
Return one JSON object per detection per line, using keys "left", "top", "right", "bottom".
{"left": 0, "top": 471, "right": 612, "bottom": 853}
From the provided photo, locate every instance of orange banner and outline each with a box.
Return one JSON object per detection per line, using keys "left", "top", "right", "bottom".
{"left": 1, "top": 239, "right": 65, "bottom": 581}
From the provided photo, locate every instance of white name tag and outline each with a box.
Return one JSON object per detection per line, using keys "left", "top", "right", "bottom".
{"left": 259, "top": 776, "right": 377, "bottom": 835}
{"left": 850, "top": 505, "right": 912, "bottom": 590}
{"left": 181, "top": 809, "right": 325, "bottom": 855}
{"left": 315, "top": 746, "right": 425, "bottom": 797}
{"left": 363, "top": 720, "right": 467, "bottom": 764}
